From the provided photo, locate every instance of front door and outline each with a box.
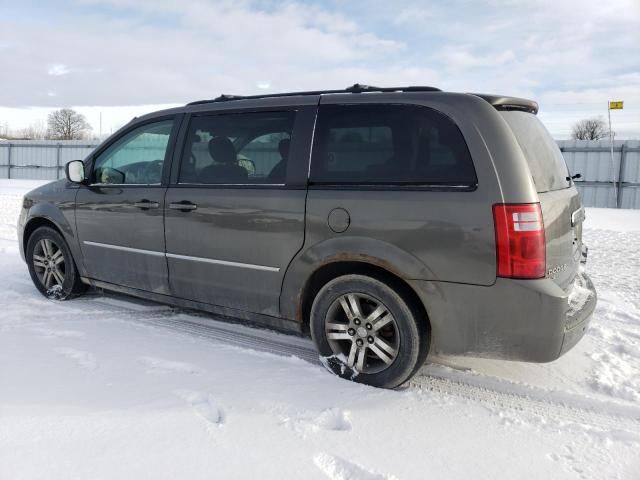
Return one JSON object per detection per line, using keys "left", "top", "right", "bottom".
{"left": 164, "top": 108, "right": 314, "bottom": 316}
{"left": 76, "top": 117, "right": 179, "bottom": 293}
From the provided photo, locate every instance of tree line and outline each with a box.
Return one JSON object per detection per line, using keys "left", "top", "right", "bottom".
{"left": 0, "top": 108, "right": 92, "bottom": 140}
{"left": 0, "top": 109, "right": 614, "bottom": 141}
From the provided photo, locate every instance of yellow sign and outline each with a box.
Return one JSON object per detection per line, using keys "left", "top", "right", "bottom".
{"left": 609, "top": 101, "right": 624, "bottom": 110}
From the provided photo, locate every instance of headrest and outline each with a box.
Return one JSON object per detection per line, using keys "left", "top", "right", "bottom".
{"left": 208, "top": 136, "right": 236, "bottom": 165}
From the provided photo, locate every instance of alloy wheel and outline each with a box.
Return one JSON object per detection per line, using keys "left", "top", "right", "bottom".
{"left": 32, "top": 238, "right": 66, "bottom": 290}
{"left": 324, "top": 292, "right": 399, "bottom": 374}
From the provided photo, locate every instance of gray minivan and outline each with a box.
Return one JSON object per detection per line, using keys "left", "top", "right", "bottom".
{"left": 18, "top": 84, "right": 597, "bottom": 388}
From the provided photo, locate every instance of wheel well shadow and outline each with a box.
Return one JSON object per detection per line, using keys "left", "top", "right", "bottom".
{"left": 23, "top": 218, "right": 63, "bottom": 255}
{"left": 299, "top": 261, "right": 431, "bottom": 336}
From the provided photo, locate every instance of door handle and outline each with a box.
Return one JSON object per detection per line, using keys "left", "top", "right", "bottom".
{"left": 133, "top": 200, "right": 160, "bottom": 209}
{"left": 169, "top": 201, "right": 198, "bottom": 212}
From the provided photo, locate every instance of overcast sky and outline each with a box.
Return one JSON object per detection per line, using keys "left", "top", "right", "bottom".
{"left": 1, "top": 0, "right": 639, "bottom": 138}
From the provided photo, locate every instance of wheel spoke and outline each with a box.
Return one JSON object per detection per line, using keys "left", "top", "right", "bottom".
{"left": 52, "top": 249, "right": 64, "bottom": 265}
{"left": 371, "top": 313, "right": 393, "bottom": 332}
{"left": 366, "top": 305, "right": 387, "bottom": 323}
{"left": 42, "top": 239, "right": 53, "bottom": 257}
{"left": 326, "top": 322, "right": 349, "bottom": 332}
{"left": 52, "top": 270, "right": 65, "bottom": 286}
{"left": 327, "top": 332, "right": 352, "bottom": 340}
{"left": 355, "top": 346, "right": 367, "bottom": 371}
{"left": 33, "top": 259, "right": 46, "bottom": 268}
{"left": 369, "top": 343, "right": 394, "bottom": 365}
{"left": 338, "top": 297, "right": 355, "bottom": 321}
{"left": 33, "top": 254, "right": 46, "bottom": 262}
{"left": 346, "top": 342, "right": 358, "bottom": 367}
{"left": 375, "top": 337, "right": 396, "bottom": 355}
{"left": 42, "top": 271, "right": 52, "bottom": 288}
{"left": 375, "top": 337, "right": 397, "bottom": 362}
{"left": 346, "top": 294, "right": 362, "bottom": 318}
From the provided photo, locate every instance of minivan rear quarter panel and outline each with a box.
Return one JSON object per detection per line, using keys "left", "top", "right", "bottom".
{"left": 283, "top": 94, "right": 537, "bottom": 305}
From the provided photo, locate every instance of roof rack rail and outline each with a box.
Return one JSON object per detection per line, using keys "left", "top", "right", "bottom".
{"left": 186, "top": 84, "right": 441, "bottom": 106}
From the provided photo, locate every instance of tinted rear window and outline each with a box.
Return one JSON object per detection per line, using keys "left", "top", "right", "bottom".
{"left": 179, "top": 111, "right": 295, "bottom": 184}
{"left": 310, "top": 104, "right": 477, "bottom": 186}
{"left": 500, "top": 111, "right": 569, "bottom": 193}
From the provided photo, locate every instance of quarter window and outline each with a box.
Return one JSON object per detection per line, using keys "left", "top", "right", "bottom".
{"left": 179, "top": 112, "right": 295, "bottom": 184}
{"left": 310, "top": 104, "right": 477, "bottom": 186}
{"left": 92, "top": 119, "right": 174, "bottom": 185}
{"left": 499, "top": 111, "right": 570, "bottom": 193}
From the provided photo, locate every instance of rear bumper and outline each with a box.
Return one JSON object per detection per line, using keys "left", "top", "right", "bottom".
{"left": 409, "top": 270, "right": 597, "bottom": 362}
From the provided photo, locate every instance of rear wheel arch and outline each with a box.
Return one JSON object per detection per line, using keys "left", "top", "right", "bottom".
{"left": 299, "top": 260, "right": 431, "bottom": 339}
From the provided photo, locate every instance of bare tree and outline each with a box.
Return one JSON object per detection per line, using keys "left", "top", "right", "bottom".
{"left": 47, "top": 108, "right": 92, "bottom": 140}
{"left": 571, "top": 117, "right": 608, "bottom": 140}
{"left": 20, "top": 120, "right": 47, "bottom": 140}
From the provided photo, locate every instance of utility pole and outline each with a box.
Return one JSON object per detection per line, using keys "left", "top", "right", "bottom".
{"left": 608, "top": 100, "right": 623, "bottom": 207}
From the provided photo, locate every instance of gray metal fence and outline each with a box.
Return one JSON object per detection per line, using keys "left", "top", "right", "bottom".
{"left": 2, "top": 139, "right": 639, "bottom": 209}
{"left": 559, "top": 140, "right": 640, "bottom": 209}
{"left": 0, "top": 140, "right": 97, "bottom": 180}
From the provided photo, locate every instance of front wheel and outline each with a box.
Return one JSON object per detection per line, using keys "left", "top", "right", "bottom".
{"left": 310, "top": 274, "right": 429, "bottom": 389}
{"left": 26, "top": 226, "right": 87, "bottom": 300}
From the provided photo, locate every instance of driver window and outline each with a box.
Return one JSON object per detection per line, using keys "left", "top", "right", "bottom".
{"left": 92, "top": 119, "right": 175, "bottom": 185}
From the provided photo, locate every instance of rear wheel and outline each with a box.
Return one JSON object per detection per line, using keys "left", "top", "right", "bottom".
{"left": 26, "top": 226, "right": 87, "bottom": 300}
{"left": 310, "top": 274, "right": 429, "bottom": 388}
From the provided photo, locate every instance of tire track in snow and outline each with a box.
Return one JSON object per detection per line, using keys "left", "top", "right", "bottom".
{"left": 125, "top": 311, "right": 640, "bottom": 430}
{"left": 59, "top": 293, "right": 640, "bottom": 435}
{"left": 410, "top": 373, "right": 640, "bottom": 436}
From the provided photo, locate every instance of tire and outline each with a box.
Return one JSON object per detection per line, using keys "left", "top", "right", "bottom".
{"left": 310, "top": 274, "right": 429, "bottom": 389}
{"left": 26, "top": 226, "right": 87, "bottom": 300}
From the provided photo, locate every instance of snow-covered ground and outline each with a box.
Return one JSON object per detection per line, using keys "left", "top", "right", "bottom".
{"left": 1, "top": 179, "right": 639, "bottom": 480}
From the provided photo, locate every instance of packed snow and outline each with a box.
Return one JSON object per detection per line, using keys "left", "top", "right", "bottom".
{"left": 1, "top": 179, "right": 639, "bottom": 480}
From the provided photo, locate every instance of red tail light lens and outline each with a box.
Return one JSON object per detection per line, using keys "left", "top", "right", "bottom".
{"left": 492, "top": 203, "right": 546, "bottom": 279}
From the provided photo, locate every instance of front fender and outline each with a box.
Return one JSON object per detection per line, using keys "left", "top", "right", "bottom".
{"left": 22, "top": 183, "right": 86, "bottom": 277}
{"left": 279, "top": 236, "right": 437, "bottom": 321}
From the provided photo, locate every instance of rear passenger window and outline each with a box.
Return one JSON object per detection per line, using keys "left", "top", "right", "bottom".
{"left": 179, "top": 111, "right": 295, "bottom": 184}
{"left": 310, "top": 104, "right": 477, "bottom": 186}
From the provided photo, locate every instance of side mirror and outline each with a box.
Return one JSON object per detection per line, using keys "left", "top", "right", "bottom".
{"left": 65, "top": 160, "right": 86, "bottom": 183}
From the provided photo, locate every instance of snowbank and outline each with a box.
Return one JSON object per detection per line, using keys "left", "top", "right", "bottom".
{"left": 586, "top": 207, "right": 640, "bottom": 232}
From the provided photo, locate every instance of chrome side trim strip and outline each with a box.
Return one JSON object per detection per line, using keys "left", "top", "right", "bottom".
{"left": 88, "top": 183, "right": 162, "bottom": 187}
{"left": 83, "top": 241, "right": 165, "bottom": 257}
{"left": 166, "top": 252, "right": 280, "bottom": 272}
{"left": 176, "top": 182, "right": 286, "bottom": 187}
{"left": 83, "top": 240, "right": 280, "bottom": 272}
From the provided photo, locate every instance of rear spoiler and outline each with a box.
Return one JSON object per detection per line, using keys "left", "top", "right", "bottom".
{"left": 471, "top": 94, "right": 539, "bottom": 115}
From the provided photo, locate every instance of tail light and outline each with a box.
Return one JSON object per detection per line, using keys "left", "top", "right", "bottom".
{"left": 492, "top": 203, "right": 545, "bottom": 279}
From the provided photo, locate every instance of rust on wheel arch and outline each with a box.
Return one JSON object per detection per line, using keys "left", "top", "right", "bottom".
{"left": 293, "top": 252, "right": 417, "bottom": 324}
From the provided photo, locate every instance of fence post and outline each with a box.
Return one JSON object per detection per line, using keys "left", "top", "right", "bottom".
{"left": 6, "top": 143, "right": 11, "bottom": 179}
{"left": 616, "top": 143, "right": 627, "bottom": 209}
{"left": 56, "top": 143, "right": 62, "bottom": 179}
